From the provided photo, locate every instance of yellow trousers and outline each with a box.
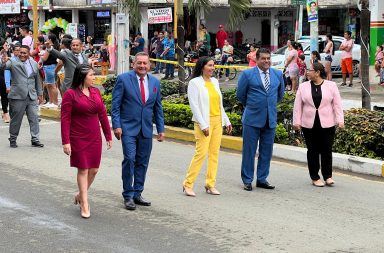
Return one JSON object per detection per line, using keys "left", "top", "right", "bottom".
{"left": 183, "top": 116, "right": 223, "bottom": 188}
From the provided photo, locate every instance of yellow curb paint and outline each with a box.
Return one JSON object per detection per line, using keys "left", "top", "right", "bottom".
{"left": 40, "top": 107, "right": 61, "bottom": 119}
{"left": 149, "top": 58, "right": 250, "bottom": 70}
{"left": 382, "top": 164, "right": 384, "bottom": 177}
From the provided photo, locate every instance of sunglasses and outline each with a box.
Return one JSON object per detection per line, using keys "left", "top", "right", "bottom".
{"left": 306, "top": 69, "right": 316, "bottom": 72}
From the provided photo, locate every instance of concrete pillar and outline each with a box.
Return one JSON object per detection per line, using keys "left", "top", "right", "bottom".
{"left": 271, "top": 9, "right": 278, "bottom": 52}
{"left": 196, "top": 7, "right": 205, "bottom": 41}
{"left": 110, "top": 8, "right": 116, "bottom": 71}
{"left": 86, "top": 11, "right": 94, "bottom": 37}
{"left": 38, "top": 10, "right": 45, "bottom": 30}
{"left": 370, "top": 0, "right": 384, "bottom": 65}
{"left": 72, "top": 9, "right": 79, "bottom": 24}
{"left": 140, "top": 6, "right": 149, "bottom": 51}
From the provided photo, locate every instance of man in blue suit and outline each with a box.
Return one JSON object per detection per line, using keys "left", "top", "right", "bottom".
{"left": 112, "top": 52, "right": 165, "bottom": 210}
{"left": 236, "top": 48, "right": 285, "bottom": 191}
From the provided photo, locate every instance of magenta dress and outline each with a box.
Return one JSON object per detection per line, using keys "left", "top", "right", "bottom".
{"left": 61, "top": 87, "right": 112, "bottom": 169}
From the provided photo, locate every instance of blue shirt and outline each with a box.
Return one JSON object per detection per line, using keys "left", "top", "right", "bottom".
{"left": 136, "top": 37, "right": 145, "bottom": 52}
{"left": 164, "top": 38, "right": 175, "bottom": 57}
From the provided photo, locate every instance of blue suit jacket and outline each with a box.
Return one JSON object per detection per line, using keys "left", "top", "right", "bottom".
{"left": 111, "top": 71, "right": 165, "bottom": 138}
{"left": 236, "top": 67, "right": 285, "bottom": 128}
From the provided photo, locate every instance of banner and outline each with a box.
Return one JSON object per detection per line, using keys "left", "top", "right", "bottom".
{"left": 0, "top": 0, "right": 20, "bottom": 14}
{"left": 23, "top": 0, "right": 49, "bottom": 7}
{"left": 66, "top": 23, "right": 78, "bottom": 39}
{"left": 89, "top": 0, "right": 115, "bottom": 4}
{"left": 306, "top": 0, "right": 318, "bottom": 22}
{"left": 148, "top": 8, "right": 173, "bottom": 24}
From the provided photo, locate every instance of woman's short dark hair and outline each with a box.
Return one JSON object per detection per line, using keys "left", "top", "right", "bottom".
{"left": 192, "top": 56, "right": 214, "bottom": 79}
{"left": 71, "top": 64, "right": 93, "bottom": 89}
{"left": 311, "top": 50, "right": 321, "bottom": 61}
{"left": 312, "top": 62, "right": 327, "bottom": 79}
{"left": 297, "top": 43, "right": 303, "bottom": 50}
{"left": 37, "top": 36, "right": 45, "bottom": 44}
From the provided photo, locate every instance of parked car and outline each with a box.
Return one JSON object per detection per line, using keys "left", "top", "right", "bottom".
{"left": 271, "top": 36, "right": 361, "bottom": 77}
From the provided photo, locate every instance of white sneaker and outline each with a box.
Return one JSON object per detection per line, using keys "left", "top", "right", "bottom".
{"left": 225, "top": 78, "right": 229, "bottom": 82}
{"left": 45, "top": 103, "right": 58, "bottom": 108}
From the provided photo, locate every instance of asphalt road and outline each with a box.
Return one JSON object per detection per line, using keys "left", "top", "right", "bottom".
{"left": 1, "top": 117, "right": 384, "bottom": 252}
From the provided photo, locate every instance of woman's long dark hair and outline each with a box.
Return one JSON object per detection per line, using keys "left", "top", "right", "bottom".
{"left": 71, "top": 64, "right": 93, "bottom": 89}
{"left": 48, "top": 33, "right": 60, "bottom": 50}
{"left": 312, "top": 62, "right": 327, "bottom": 79}
{"left": 326, "top": 33, "right": 335, "bottom": 55}
{"left": 192, "top": 56, "right": 213, "bottom": 79}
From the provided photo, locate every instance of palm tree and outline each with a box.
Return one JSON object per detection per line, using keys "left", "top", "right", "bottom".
{"left": 120, "top": 0, "right": 251, "bottom": 93}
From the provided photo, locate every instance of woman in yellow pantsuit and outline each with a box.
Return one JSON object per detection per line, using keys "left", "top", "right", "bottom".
{"left": 183, "top": 57, "right": 232, "bottom": 197}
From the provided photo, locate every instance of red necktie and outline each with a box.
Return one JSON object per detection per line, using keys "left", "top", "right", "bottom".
{"left": 140, "top": 77, "right": 146, "bottom": 104}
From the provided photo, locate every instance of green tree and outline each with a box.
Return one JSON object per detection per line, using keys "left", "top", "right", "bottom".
{"left": 120, "top": 0, "right": 252, "bottom": 93}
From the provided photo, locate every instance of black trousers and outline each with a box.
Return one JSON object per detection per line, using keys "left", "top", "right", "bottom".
{"left": 301, "top": 126, "right": 336, "bottom": 181}
{"left": 0, "top": 77, "right": 8, "bottom": 114}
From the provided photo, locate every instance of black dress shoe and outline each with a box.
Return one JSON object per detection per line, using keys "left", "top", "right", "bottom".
{"left": 31, "top": 141, "right": 44, "bottom": 147}
{"left": 124, "top": 198, "right": 136, "bottom": 210}
{"left": 256, "top": 181, "right": 275, "bottom": 190}
{"left": 243, "top": 183, "right": 253, "bottom": 191}
{"left": 10, "top": 141, "right": 18, "bottom": 148}
{"left": 133, "top": 196, "right": 151, "bottom": 206}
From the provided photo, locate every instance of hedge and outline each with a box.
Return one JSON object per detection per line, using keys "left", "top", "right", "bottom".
{"left": 101, "top": 79, "right": 384, "bottom": 160}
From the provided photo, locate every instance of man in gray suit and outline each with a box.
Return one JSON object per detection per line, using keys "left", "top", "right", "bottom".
{"left": 2, "top": 45, "right": 44, "bottom": 148}
{"left": 45, "top": 38, "right": 90, "bottom": 93}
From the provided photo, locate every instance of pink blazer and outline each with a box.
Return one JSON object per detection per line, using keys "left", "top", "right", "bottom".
{"left": 293, "top": 80, "right": 344, "bottom": 128}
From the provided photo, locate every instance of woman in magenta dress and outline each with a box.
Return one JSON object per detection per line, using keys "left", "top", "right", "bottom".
{"left": 61, "top": 64, "right": 112, "bottom": 218}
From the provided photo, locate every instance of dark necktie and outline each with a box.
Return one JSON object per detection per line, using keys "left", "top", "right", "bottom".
{"left": 140, "top": 77, "right": 145, "bottom": 104}
{"left": 263, "top": 71, "right": 270, "bottom": 92}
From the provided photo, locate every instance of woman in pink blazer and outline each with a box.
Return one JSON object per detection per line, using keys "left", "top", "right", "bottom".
{"left": 293, "top": 62, "right": 344, "bottom": 187}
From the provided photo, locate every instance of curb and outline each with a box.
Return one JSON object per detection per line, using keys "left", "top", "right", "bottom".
{"left": 165, "top": 126, "right": 384, "bottom": 178}
{"left": 40, "top": 107, "right": 60, "bottom": 119}
{"left": 40, "top": 110, "right": 384, "bottom": 178}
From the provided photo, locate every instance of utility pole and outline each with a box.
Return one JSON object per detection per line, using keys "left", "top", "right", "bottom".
{"left": 175, "top": 0, "right": 186, "bottom": 94}
{"left": 360, "top": 0, "right": 371, "bottom": 109}
{"left": 32, "top": 0, "right": 38, "bottom": 48}
{"left": 309, "top": 21, "right": 318, "bottom": 52}
{"left": 308, "top": 0, "right": 318, "bottom": 52}
{"left": 295, "top": 4, "right": 304, "bottom": 41}
{"left": 117, "top": 2, "right": 130, "bottom": 74}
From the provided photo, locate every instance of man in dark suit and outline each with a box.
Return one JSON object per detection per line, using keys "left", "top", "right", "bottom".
{"left": 45, "top": 38, "right": 90, "bottom": 93}
{"left": 2, "top": 45, "right": 44, "bottom": 148}
{"left": 111, "top": 52, "right": 165, "bottom": 211}
{"left": 236, "top": 48, "right": 285, "bottom": 191}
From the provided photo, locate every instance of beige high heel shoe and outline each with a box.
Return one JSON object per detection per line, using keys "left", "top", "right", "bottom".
{"left": 204, "top": 186, "right": 221, "bottom": 195}
{"left": 312, "top": 180, "right": 325, "bottom": 187}
{"left": 80, "top": 204, "right": 91, "bottom": 219}
{"left": 183, "top": 186, "right": 196, "bottom": 197}
{"left": 325, "top": 178, "right": 335, "bottom": 186}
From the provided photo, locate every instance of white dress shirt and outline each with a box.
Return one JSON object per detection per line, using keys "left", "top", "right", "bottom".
{"left": 136, "top": 74, "right": 149, "bottom": 102}
{"left": 23, "top": 59, "right": 33, "bottom": 77}
{"left": 258, "top": 67, "right": 270, "bottom": 89}
{"left": 75, "top": 53, "right": 84, "bottom": 64}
